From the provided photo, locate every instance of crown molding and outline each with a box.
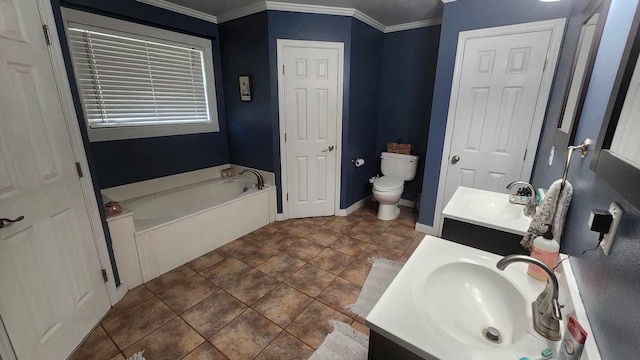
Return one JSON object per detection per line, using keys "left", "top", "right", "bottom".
{"left": 139, "top": 0, "right": 441, "bottom": 33}
{"left": 217, "top": 2, "right": 268, "bottom": 23}
{"left": 384, "top": 18, "right": 442, "bottom": 33}
{"left": 265, "top": 1, "right": 388, "bottom": 32}
{"left": 441, "top": 0, "right": 457, "bottom": 3}
{"left": 352, "top": 10, "right": 386, "bottom": 32}
{"left": 263, "top": 1, "right": 438, "bottom": 33}
{"left": 136, "top": 0, "right": 218, "bottom": 23}
{"left": 265, "top": 1, "right": 353, "bottom": 16}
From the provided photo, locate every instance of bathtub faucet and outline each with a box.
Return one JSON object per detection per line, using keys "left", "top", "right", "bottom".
{"left": 239, "top": 169, "right": 265, "bottom": 190}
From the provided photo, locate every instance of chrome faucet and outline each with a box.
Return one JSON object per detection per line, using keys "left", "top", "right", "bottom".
{"left": 496, "top": 255, "right": 562, "bottom": 340}
{"left": 239, "top": 169, "right": 265, "bottom": 190}
{"left": 507, "top": 181, "right": 537, "bottom": 217}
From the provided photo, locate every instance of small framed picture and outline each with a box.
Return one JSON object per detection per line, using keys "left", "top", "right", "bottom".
{"left": 239, "top": 75, "right": 252, "bottom": 102}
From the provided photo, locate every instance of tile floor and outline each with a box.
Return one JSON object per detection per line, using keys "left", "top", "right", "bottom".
{"left": 70, "top": 204, "right": 425, "bottom": 360}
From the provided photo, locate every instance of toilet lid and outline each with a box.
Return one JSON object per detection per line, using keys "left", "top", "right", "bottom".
{"left": 373, "top": 176, "right": 404, "bottom": 191}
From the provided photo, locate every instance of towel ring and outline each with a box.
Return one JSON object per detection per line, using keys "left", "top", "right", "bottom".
{"left": 562, "top": 138, "right": 591, "bottom": 187}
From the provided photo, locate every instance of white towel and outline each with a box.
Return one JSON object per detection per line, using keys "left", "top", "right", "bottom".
{"left": 127, "top": 351, "right": 145, "bottom": 360}
{"left": 521, "top": 179, "right": 573, "bottom": 250}
{"left": 309, "top": 321, "right": 368, "bottom": 360}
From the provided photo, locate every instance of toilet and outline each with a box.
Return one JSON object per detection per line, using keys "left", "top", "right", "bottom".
{"left": 372, "top": 152, "right": 419, "bottom": 220}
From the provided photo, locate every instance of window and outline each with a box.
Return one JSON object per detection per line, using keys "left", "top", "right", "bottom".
{"left": 61, "top": 8, "right": 219, "bottom": 142}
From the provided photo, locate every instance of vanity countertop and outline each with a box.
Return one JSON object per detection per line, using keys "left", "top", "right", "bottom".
{"left": 442, "top": 186, "right": 532, "bottom": 235}
{"left": 366, "top": 235, "right": 600, "bottom": 360}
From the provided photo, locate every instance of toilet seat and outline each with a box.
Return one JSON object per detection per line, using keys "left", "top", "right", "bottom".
{"left": 373, "top": 176, "right": 404, "bottom": 192}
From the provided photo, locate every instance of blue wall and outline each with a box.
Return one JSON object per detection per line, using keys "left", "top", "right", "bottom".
{"left": 220, "top": 12, "right": 273, "bottom": 172}
{"left": 51, "top": 0, "right": 230, "bottom": 285}
{"left": 57, "top": 0, "right": 229, "bottom": 189}
{"left": 267, "top": 11, "right": 353, "bottom": 211}
{"left": 418, "top": 0, "right": 573, "bottom": 226}
{"left": 377, "top": 26, "right": 441, "bottom": 202}
{"left": 223, "top": 11, "right": 440, "bottom": 212}
{"left": 532, "top": 0, "right": 640, "bottom": 357}
{"left": 345, "top": 18, "right": 383, "bottom": 207}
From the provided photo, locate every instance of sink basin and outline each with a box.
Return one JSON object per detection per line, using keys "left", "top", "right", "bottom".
{"left": 417, "top": 262, "right": 528, "bottom": 347}
{"left": 442, "top": 186, "right": 532, "bottom": 235}
{"left": 366, "top": 236, "right": 601, "bottom": 360}
{"left": 465, "top": 192, "right": 525, "bottom": 221}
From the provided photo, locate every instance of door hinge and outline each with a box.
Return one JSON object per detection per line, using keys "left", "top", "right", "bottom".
{"left": 75, "top": 162, "right": 84, "bottom": 178}
{"left": 42, "top": 24, "right": 52, "bottom": 45}
{"left": 101, "top": 269, "right": 108, "bottom": 282}
{"left": 286, "top": 193, "right": 289, "bottom": 201}
{"left": 543, "top": 57, "right": 548, "bottom": 71}
{"left": 284, "top": 133, "right": 287, "bottom": 142}
{"left": 523, "top": 149, "right": 528, "bottom": 161}
{"left": 282, "top": 65, "right": 285, "bottom": 75}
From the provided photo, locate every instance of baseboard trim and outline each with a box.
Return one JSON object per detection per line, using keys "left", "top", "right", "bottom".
{"left": 398, "top": 199, "right": 415, "bottom": 208}
{"left": 336, "top": 196, "right": 369, "bottom": 216}
{"left": 415, "top": 222, "right": 439, "bottom": 236}
{"left": 114, "top": 283, "right": 128, "bottom": 304}
{"left": 276, "top": 196, "right": 369, "bottom": 220}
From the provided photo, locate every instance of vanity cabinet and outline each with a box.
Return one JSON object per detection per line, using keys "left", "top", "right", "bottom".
{"left": 441, "top": 218, "right": 528, "bottom": 256}
{"left": 368, "top": 330, "right": 426, "bottom": 360}
{"left": 440, "top": 187, "right": 531, "bottom": 257}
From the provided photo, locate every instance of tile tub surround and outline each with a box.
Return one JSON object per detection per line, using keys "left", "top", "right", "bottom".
{"left": 70, "top": 204, "right": 424, "bottom": 359}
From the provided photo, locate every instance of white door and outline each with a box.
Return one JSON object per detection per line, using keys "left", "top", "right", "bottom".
{"left": 442, "top": 28, "right": 555, "bottom": 205}
{"left": 279, "top": 40, "right": 342, "bottom": 218}
{"left": 0, "top": 0, "right": 110, "bottom": 359}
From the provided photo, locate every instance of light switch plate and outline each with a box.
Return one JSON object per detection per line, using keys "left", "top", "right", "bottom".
{"left": 601, "top": 202, "right": 623, "bottom": 255}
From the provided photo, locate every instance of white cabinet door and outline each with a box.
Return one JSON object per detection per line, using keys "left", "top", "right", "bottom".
{"left": 0, "top": 0, "right": 110, "bottom": 359}
{"left": 281, "top": 42, "right": 341, "bottom": 218}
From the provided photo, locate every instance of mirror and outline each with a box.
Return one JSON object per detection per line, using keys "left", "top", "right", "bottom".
{"left": 555, "top": 0, "right": 609, "bottom": 146}
{"left": 591, "top": 2, "right": 640, "bottom": 208}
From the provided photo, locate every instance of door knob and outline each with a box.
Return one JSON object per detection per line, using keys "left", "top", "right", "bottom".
{"left": 322, "top": 145, "right": 335, "bottom": 152}
{"left": 451, "top": 155, "right": 460, "bottom": 164}
{"left": 0, "top": 216, "right": 24, "bottom": 229}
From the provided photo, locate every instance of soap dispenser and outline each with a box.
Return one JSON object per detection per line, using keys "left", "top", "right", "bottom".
{"left": 528, "top": 224, "right": 559, "bottom": 281}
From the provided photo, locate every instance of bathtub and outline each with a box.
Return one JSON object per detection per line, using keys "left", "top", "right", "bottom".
{"left": 116, "top": 176, "right": 275, "bottom": 282}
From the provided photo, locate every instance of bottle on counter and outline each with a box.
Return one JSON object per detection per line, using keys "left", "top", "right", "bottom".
{"left": 528, "top": 224, "right": 559, "bottom": 281}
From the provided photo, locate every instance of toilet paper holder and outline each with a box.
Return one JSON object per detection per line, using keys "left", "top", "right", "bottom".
{"left": 352, "top": 158, "right": 365, "bottom": 167}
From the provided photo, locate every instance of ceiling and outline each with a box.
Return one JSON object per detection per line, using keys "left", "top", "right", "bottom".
{"left": 162, "top": 0, "right": 444, "bottom": 26}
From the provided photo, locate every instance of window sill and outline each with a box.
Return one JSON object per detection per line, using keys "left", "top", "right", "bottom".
{"left": 87, "top": 122, "right": 220, "bottom": 142}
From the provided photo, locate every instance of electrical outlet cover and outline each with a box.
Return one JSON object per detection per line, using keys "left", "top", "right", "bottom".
{"left": 601, "top": 202, "right": 623, "bottom": 255}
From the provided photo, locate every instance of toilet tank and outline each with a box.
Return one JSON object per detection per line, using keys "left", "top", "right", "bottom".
{"left": 380, "top": 152, "right": 419, "bottom": 181}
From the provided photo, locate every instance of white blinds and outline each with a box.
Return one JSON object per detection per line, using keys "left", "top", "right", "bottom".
{"left": 68, "top": 27, "right": 211, "bottom": 128}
